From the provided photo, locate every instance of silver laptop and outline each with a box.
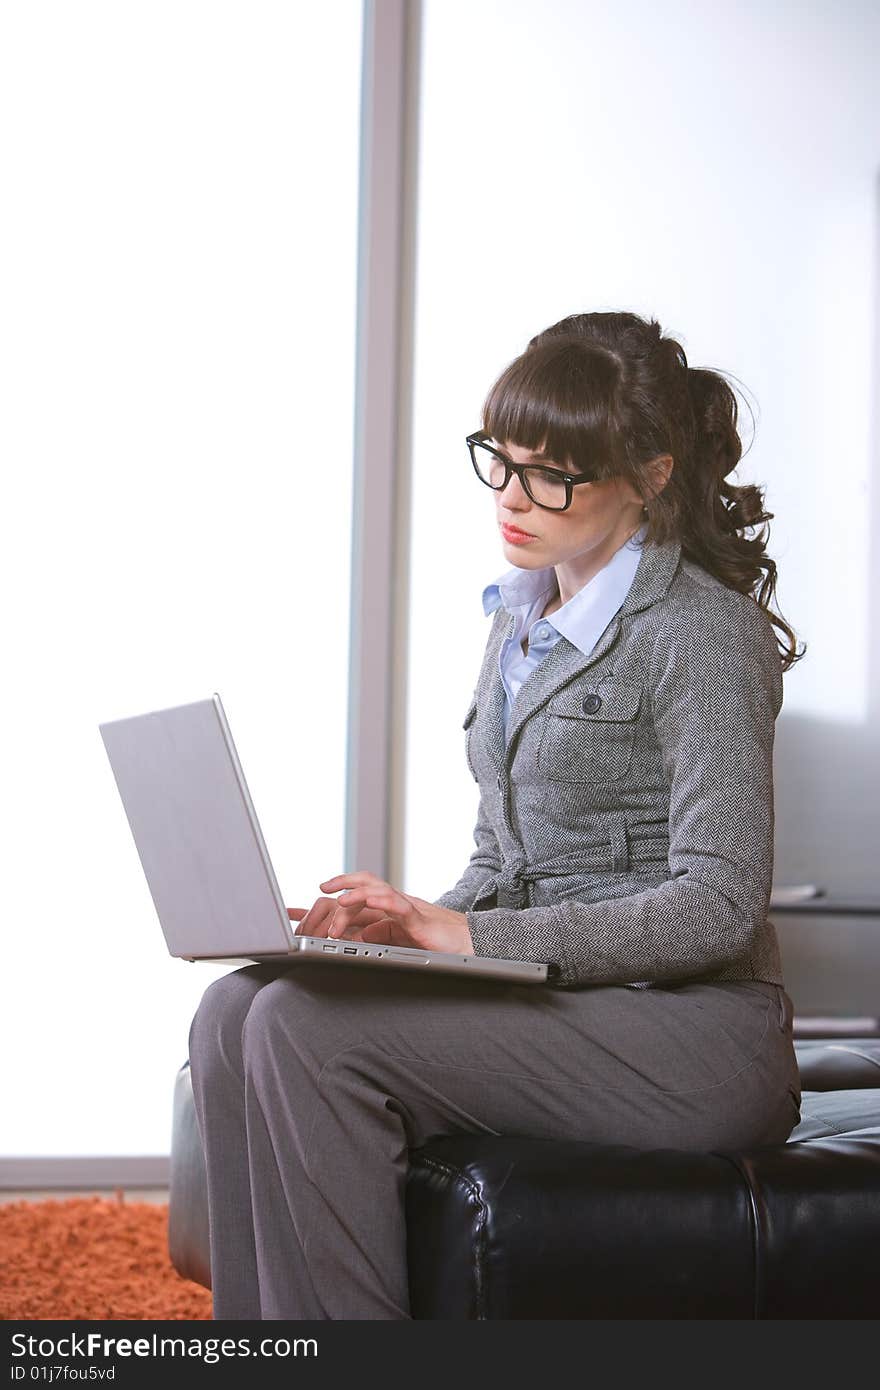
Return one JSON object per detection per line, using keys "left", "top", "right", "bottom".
{"left": 98, "top": 693, "right": 555, "bottom": 985}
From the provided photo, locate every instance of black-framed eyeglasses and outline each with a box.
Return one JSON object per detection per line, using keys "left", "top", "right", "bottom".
{"left": 466, "top": 432, "right": 600, "bottom": 512}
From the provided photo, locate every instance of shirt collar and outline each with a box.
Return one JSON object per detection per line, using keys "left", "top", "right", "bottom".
{"left": 482, "top": 522, "right": 649, "bottom": 655}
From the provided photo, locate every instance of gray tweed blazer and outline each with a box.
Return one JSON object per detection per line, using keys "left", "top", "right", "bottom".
{"left": 434, "top": 535, "right": 786, "bottom": 990}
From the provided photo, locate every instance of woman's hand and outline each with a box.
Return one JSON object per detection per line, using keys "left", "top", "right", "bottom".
{"left": 289, "top": 871, "right": 474, "bottom": 954}
{"left": 287, "top": 900, "right": 392, "bottom": 939}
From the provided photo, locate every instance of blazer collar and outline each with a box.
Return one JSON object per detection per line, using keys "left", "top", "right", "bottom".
{"left": 477, "top": 536, "right": 682, "bottom": 772}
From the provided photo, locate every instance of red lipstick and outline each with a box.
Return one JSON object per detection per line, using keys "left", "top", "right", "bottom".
{"left": 501, "top": 523, "right": 537, "bottom": 544}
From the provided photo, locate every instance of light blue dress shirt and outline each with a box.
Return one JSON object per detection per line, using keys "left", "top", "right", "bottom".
{"left": 482, "top": 522, "right": 648, "bottom": 741}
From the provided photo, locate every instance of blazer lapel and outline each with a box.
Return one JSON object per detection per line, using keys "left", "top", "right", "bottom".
{"left": 496, "top": 537, "right": 682, "bottom": 769}
{"left": 474, "top": 608, "right": 512, "bottom": 773}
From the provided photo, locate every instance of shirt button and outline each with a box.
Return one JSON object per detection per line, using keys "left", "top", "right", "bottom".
{"left": 537, "top": 624, "right": 550, "bottom": 640}
{"left": 582, "top": 693, "right": 602, "bottom": 714}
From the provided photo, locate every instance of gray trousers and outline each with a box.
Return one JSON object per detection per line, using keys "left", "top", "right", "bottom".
{"left": 187, "top": 962, "right": 801, "bottom": 1320}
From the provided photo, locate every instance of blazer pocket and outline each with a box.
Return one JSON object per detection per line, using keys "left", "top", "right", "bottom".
{"left": 537, "top": 681, "right": 643, "bottom": 784}
{"left": 463, "top": 697, "right": 479, "bottom": 781}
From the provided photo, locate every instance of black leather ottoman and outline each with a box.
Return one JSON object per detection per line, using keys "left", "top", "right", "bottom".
{"left": 169, "top": 1038, "right": 880, "bottom": 1319}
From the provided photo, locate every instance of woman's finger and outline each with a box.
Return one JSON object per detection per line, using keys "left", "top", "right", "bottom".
{"left": 294, "top": 896, "right": 338, "bottom": 937}
{"left": 339, "top": 916, "right": 399, "bottom": 945}
{"left": 320, "top": 872, "right": 389, "bottom": 894}
{"left": 362, "top": 888, "right": 413, "bottom": 919}
{"left": 329, "top": 894, "right": 411, "bottom": 937}
{"left": 327, "top": 907, "right": 392, "bottom": 940}
{"left": 357, "top": 918, "right": 401, "bottom": 945}
{"left": 325, "top": 889, "right": 370, "bottom": 937}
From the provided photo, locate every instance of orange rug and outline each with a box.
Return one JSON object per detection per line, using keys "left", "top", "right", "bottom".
{"left": 0, "top": 1192, "right": 212, "bottom": 1321}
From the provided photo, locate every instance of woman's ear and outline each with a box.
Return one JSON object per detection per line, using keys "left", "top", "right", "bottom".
{"left": 644, "top": 453, "right": 674, "bottom": 500}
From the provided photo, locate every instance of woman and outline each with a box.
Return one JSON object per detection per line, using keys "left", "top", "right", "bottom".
{"left": 188, "top": 310, "right": 805, "bottom": 1320}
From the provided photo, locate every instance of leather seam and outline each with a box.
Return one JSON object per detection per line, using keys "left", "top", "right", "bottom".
{"left": 409, "top": 1153, "right": 489, "bottom": 1319}
{"left": 825, "top": 1047, "right": 880, "bottom": 1072}
{"left": 716, "top": 1153, "right": 761, "bottom": 1319}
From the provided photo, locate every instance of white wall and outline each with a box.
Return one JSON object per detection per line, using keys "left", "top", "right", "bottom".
{"left": 404, "top": 0, "right": 880, "bottom": 1010}
{"left": 0, "top": 1, "right": 363, "bottom": 1157}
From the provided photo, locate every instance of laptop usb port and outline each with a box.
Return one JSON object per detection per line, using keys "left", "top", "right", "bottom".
{"left": 343, "top": 946, "right": 358, "bottom": 955}
{"left": 322, "top": 943, "right": 337, "bottom": 952}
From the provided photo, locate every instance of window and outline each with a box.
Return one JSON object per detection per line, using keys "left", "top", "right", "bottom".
{"left": 0, "top": 1, "right": 363, "bottom": 1157}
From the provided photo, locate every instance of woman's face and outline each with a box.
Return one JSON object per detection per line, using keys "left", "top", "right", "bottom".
{"left": 492, "top": 439, "right": 647, "bottom": 575}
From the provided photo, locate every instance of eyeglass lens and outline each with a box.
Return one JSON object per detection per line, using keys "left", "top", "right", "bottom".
{"left": 471, "top": 439, "right": 569, "bottom": 509}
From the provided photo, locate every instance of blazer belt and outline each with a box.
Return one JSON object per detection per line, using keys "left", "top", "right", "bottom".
{"left": 477, "top": 816, "right": 667, "bottom": 909}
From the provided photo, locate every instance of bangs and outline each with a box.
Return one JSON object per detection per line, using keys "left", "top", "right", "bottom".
{"left": 481, "top": 340, "right": 626, "bottom": 478}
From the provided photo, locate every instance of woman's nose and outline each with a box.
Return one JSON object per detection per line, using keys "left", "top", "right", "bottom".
{"left": 497, "top": 470, "right": 531, "bottom": 510}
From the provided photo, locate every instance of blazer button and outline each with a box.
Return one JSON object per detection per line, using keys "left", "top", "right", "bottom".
{"left": 582, "top": 693, "right": 602, "bottom": 714}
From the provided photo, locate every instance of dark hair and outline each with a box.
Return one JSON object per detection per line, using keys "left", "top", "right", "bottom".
{"left": 480, "top": 310, "right": 804, "bottom": 672}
